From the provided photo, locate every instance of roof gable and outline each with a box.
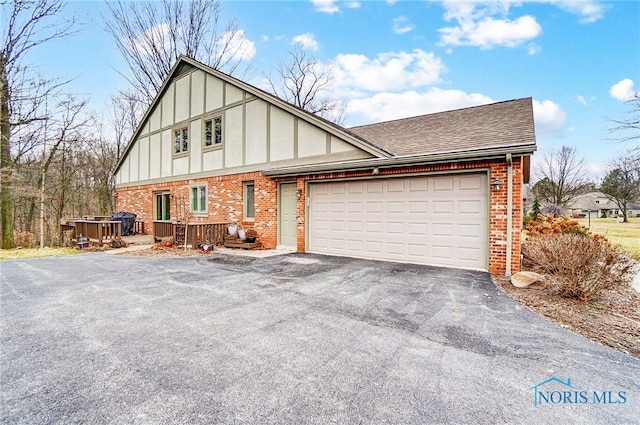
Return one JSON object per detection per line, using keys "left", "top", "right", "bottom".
{"left": 349, "top": 98, "right": 536, "bottom": 157}
{"left": 114, "top": 56, "right": 391, "bottom": 175}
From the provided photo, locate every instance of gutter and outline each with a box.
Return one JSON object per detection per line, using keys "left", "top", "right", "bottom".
{"left": 506, "top": 153, "right": 513, "bottom": 276}
{"left": 263, "top": 144, "right": 536, "bottom": 178}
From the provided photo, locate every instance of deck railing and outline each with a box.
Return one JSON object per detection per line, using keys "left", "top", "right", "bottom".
{"left": 153, "top": 221, "right": 231, "bottom": 247}
{"left": 74, "top": 220, "right": 122, "bottom": 242}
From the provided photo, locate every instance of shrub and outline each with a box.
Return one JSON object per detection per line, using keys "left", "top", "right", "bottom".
{"left": 540, "top": 204, "right": 564, "bottom": 218}
{"left": 522, "top": 233, "right": 634, "bottom": 300}
{"left": 524, "top": 215, "right": 590, "bottom": 238}
{"left": 14, "top": 231, "right": 36, "bottom": 249}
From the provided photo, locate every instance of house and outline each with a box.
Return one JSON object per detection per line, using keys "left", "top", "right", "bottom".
{"left": 113, "top": 56, "right": 536, "bottom": 275}
{"left": 567, "top": 192, "right": 640, "bottom": 218}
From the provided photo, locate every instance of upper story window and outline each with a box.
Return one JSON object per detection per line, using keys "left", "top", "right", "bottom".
{"left": 174, "top": 126, "right": 189, "bottom": 154}
{"left": 204, "top": 116, "right": 223, "bottom": 147}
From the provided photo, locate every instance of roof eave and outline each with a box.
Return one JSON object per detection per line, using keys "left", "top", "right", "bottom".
{"left": 263, "top": 144, "right": 536, "bottom": 178}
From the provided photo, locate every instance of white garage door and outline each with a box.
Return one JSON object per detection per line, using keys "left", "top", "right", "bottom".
{"left": 308, "top": 173, "right": 488, "bottom": 269}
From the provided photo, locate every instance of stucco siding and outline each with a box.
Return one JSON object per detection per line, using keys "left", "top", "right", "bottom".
{"left": 161, "top": 130, "right": 172, "bottom": 177}
{"left": 175, "top": 75, "right": 190, "bottom": 123}
{"left": 225, "top": 105, "right": 243, "bottom": 167}
{"left": 161, "top": 85, "right": 174, "bottom": 127}
{"left": 206, "top": 75, "right": 223, "bottom": 112}
{"left": 190, "top": 70, "right": 205, "bottom": 118}
{"left": 298, "top": 120, "right": 327, "bottom": 158}
{"left": 138, "top": 136, "right": 149, "bottom": 181}
{"left": 225, "top": 83, "right": 243, "bottom": 105}
{"left": 190, "top": 120, "right": 202, "bottom": 173}
{"left": 173, "top": 156, "right": 189, "bottom": 176}
{"left": 149, "top": 107, "right": 161, "bottom": 133}
{"left": 203, "top": 149, "right": 223, "bottom": 171}
{"left": 149, "top": 133, "right": 161, "bottom": 179}
{"left": 245, "top": 99, "right": 268, "bottom": 165}
{"left": 270, "top": 107, "right": 295, "bottom": 162}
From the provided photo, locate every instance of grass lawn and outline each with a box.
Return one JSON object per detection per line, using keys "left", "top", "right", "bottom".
{"left": 0, "top": 247, "right": 79, "bottom": 260}
{"left": 575, "top": 216, "right": 640, "bottom": 258}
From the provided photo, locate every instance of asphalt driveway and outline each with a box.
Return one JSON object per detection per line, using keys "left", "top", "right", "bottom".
{"left": 1, "top": 253, "right": 638, "bottom": 424}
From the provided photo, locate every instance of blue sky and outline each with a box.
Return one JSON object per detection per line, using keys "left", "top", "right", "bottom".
{"left": 23, "top": 0, "right": 640, "bottom": 179}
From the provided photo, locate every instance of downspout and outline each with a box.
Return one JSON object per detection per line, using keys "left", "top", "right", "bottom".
{"left": 506, "top": 153, "right": 513, "bottom": 276}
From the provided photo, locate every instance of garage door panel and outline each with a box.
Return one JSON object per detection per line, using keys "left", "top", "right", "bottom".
{"left": 367, "top": 202, "right": 383, "bottom": 213}
{"left": 433, "top": 201, "right": 454, "bottom": 214}
{"left": 408, "top": 223, "right": 428, "bottom": 235}
{"left": 365, "top": 241, "right": 383, "bottom": 254}
{"left": 387, "top": 201, "right": 405, "bottom": 213}
{"left": 308, "top": 174, "right": 488, "bottom": 269}
{"left": 433, "top": 177, "right": 454, "bottom": 192}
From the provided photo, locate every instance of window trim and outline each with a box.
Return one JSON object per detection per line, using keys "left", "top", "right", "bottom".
{"left": 203, "top": 114, "right": 223, "bottom": 152}
{"left": 189, "top": 183, "right": 208, "bottom": 216}
{"left": 243, "top": 181, "right": 255, "bottom": 221}
{"left": 173, "top": 124, "right": 190, "bottom": 157}
{"left": 154, "top": 191, "right": 171, "bottom": 221}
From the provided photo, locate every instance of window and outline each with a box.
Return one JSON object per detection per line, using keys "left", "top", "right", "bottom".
{"left": 154, "top": 192, "right": 171, "bottom": 220}
{"left": 204, "top": 116, "right": 222, "bottom": 147}
{"left": 190, "top": 185, "right": 207, "bottom": 214}
{"left": 243, "top": 181, "right": 255, "bottom": 220}
{"left": 174, "top": 126, "right": 189, "bottom": 153}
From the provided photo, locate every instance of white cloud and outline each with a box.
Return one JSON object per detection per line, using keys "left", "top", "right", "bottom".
{"left": 439, "top": 13, "right": 542, "bottom": 49}
{"left": 333, "top": 49, "right": 445, "bottom": 93}
{"left": 527, "top": 42, "right": 541, "bottom": 55}
{"left": 547, "top": 0, "right": 605, "bottom": 23}
{"left": 532, "top": 99, "right": 566, "bottom": 137}
{"left": 215, "top": 30, "right": 256, "bottom": 63}
{"left": 609, "top": 79, "right": 638, "bottom": 102}
{"left": 393, "top": 16, "right": 415, "bottom": 34}
{"left": 346, "top": 1, "right": 361, "bottom": 9}
{"left": 577, "top": 95, "right": 587, "bottom": 105}
{"left": 347, "top": 88, "right": 494, "bottom": 122}
{"left": 311, "top": 0, "right": 340, "bottom": 14}
{"left": 292, "top": 33, "right": 320, "bottom": 51}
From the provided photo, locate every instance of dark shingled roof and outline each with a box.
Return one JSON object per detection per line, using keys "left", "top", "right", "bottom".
{"left": 348, "top": 98, "right": 536, "bottom": 157}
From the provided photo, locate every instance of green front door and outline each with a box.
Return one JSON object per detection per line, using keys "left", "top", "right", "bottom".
{"left": 278, "top": 183, "right": 298, "bottom": 247}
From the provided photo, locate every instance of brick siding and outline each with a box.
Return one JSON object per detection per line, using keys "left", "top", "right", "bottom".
{"left": 116, "top": 158, "right": 523, "bottom": 275}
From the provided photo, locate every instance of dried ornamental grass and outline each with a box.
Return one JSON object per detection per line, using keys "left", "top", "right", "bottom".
{"left": 522, "top": 233, "right": 634, "bottom": 300}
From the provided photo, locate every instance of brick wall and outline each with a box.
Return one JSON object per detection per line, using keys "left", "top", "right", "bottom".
{"left": 116, "top": 157, "right": 524, "bottom": 275}
{"left": 116, "top": 172, "right": 279, "bottom": 249}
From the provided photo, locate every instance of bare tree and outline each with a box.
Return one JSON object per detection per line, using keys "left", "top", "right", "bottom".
{"left": 533, "top": 145, "right": 591, "bottom": 207}
{"left": 1, "top": 0, "right": 76, "bottom": 248}
{"left": 103, "top": 0, "right": 250, "bottom": 106}
{"left": 36, "top": 96, "right": 90, "bottom": 247}
{"left": 609, "top": 94, "right": 640, "bottom": 144}
{"left": 600, "top": 152, "right": 640, "bottom": 223}
{"left": 266, "top": 46, "right": 345, "bottom": 124}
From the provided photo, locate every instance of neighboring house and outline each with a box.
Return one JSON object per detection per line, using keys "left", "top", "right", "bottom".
{"left": 567, "top": 192, "right": 640, "bottom": 218}
{"left": 113, "top": 56, "right": 536, "bottom": 275}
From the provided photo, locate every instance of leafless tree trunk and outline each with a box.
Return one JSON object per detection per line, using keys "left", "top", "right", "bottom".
{"left": 1, "top": 0, "right": 76, "bottom": 249}
{"left": 37, "top": 96, "right": 90, "bottom": 247}
{"left": 533, "top": 145, "right": 591, "bottom": 207}
{"left": 103, "top": 0, "right": 248, "bottom": 107}
{"left": 266, "top": 46, "right": 345, "bottom": 125}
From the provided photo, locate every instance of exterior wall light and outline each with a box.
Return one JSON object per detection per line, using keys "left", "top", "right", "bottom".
{"left": 492, "top": 178, "right": 502, "bottom": 192}
{"left": 372, "top": 167, "right": 380, "bottom": 175}
{"left": 296, "top": 189, "right": 302, "bottom": 199}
